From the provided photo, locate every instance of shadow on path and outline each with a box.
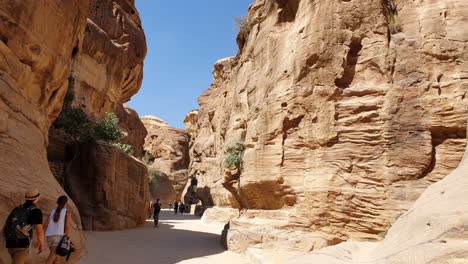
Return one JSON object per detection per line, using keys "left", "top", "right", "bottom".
{"left": 78, "top": 210, "right": 227, "bottom": 264}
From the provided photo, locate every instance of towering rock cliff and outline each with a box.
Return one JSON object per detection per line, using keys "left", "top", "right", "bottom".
{"left": 187, "top": 0, "right": 468, "bottom": 253}
{"left": 56, "top": 0, "right": 149, "bottom": 231}
{"left": 0, "top": 0, "right": 148, "bottom": 261}
{"left": 0, "top": 1, "right": 89, "bottom": 262}
{"left": 142, "top": 116, "right": 190, "bottom": 205}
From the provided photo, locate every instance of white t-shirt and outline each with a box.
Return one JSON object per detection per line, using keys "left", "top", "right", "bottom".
{"left": 45, "top": 208, "right": 67, "bottom": 236}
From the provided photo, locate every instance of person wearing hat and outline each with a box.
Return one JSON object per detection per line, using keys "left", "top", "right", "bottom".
{"left": 2, "top": 189, "right": 45, "bottom": 264}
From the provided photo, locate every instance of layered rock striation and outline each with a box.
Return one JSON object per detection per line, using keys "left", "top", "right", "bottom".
{"left": 290, "top": 122, "right": 468, "bottom": 263}
{"left": 187, "top": 0, "right": 468, "bottom": 253}
{"left": 0, "top": 0, "right": 89, "bottom": 262}
{"left": 142, "top": 116, "right": 190, "bottom": 205}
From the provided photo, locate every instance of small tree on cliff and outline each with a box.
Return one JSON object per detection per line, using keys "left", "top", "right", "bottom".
{"left": 94, "top": 112, "right": 124, "bottom": 141}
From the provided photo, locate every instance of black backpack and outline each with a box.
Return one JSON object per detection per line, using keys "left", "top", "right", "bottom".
{"left": 154, "top": 203, "right": 161, "bottom": 213}
{"left": 3, "top": 205, "right": 35, "bottom": 244}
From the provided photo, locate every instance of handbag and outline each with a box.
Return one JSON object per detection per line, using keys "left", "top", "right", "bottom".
{"left": 56, "top": 235, "right": 71, "bottom": 256}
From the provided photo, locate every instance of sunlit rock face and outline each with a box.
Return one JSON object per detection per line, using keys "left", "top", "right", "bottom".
{"left": 116, "top": 104, "right": 148, "bottom": 158}
{"left": 71, "top": 0, "right": 147, "bottom": 117}
{"left": 0, "top": 1, "right": 89, "bottom": 263}
{"left": 289, "top": 121, "right": 468, "bottom": 263}
{"left": 142, "top": 116, "right": 190, "bottom": 205}
{"left": 187, "top": 0, "right": 468, "bottom": 253}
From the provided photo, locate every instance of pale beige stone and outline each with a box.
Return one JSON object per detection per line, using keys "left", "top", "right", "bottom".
{"left": 142, "top": 116, "right": 190, "bottom": 205}
{"left": 289, "top": 124, "right": 468, "bottom": 263}
{"left": 201, "top": 207, "right": 239, "bottom": 224}
{"left": 187, "top": 0, "right": 468, "bottom": 253}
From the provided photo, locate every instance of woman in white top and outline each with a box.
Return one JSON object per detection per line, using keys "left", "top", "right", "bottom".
{"left": 44, "top": 195, "right": 72, "bottom": 264}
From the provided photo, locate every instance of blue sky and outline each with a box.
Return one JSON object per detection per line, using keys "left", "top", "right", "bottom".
{"left": 127, "top": 1, "right": 253, "bottom": 128}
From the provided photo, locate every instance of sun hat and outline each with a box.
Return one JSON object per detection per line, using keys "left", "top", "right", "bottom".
{"left": 25, "top": 189, "right": 40, "bottom": 200}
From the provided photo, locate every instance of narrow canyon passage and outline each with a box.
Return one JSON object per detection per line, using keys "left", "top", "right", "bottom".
{"left": 77, "top": 210, "right": 248, "bottom": 264}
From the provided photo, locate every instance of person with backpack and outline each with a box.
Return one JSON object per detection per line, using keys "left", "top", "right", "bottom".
{"left": 152, "top": 199, "right": 162, "bottom": 227}
{"left": 2, "top": 189, "right": 45, "bottom": 264}
{"left": 173, "top": 201, "right": 179, "bottom": 215}
{"left": 179, "top": 202, "right": 185, "bottom": 215}
{"left": 44, "top": 195, "right": 72, "bottom": 264}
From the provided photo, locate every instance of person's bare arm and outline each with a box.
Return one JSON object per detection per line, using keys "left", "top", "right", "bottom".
{"left": 35, "top": 224, "right": 45, "bottom": 254}
{"left": 43, "top": 214, "right": 49, "bottom": 233}
{"left": 65, "top": 210, "right": 72, "bottom": 237}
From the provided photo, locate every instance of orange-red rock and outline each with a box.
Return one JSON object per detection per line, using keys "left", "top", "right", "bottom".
{"left": 0, "top": 0, "right": 89, "bottom": 262}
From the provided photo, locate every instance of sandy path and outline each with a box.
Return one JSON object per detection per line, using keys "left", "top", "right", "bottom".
{"left": 77, "top": 210, "right": 249, "bottom": 264}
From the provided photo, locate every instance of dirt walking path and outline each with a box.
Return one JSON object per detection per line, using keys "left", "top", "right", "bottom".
{"left": 77, "top": 210, "right": 249, "bottom": 264}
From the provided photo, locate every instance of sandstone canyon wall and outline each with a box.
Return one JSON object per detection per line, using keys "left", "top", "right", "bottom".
{"left": 142, "top": 116, "right": 190, "bottom": 205}
{"left": 187, "top": 0, "right": 468, "bottom": 253}
{"left": 290, "top": 122, "right": 468, "bottom": 263}
{"left": 0, "top": 0, "right": 148, "bottom": 262}
{"left": 53, "top": 0, "right": 149, "bottom": 231}
{"left": 0, "top": 1, "right": 89, "bottom": 263}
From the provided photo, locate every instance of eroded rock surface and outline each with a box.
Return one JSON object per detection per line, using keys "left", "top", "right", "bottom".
{"left": 142, "top": 116, "right": 190, "bottom": 205}
{"left": 66, "top": 142, "right": 149, "bottom": 230}
{"left": 0, "top": 0, "right": 89, "bottom": 262}
{"left": 116, "top": 104, "right": 147, "bottom": 158}
{"left": 71, "top": 0, "right": 146, "bottom": 117}
{"left": 289, "top": 124, "right": 468, "bottom": 263}
{"left": 187, "top": 0, "right": 468, "bottom": 252}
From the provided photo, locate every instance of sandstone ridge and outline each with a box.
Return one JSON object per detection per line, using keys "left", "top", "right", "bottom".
{"left": 142, "top": 116, "right": 190, "bottom": 206}
{"left": 188, "top": 0, "right": 468, "bottom": 253}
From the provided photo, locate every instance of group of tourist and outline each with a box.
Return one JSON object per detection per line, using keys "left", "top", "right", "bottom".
{"left": 1, "top": 190, "right": 73, "bottom": 264}
{"left": 149, "top": 199, "right": 189, "bottom": 227}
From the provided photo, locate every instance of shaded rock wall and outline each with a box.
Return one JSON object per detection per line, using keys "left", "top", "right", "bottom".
{"left": 116, "top": 104, "right": 147, "bottom": 158}
{"left": 142, "top": 116, "right": 190, "bottom": 205}
{"left": 188, "top": 0, "right": 468, "bottom": 252}
{"left": 65, "top": 141, "right": 149, "bottom": 230}
{"left": 0, "top": 0, "right": 89, "bottom": 263}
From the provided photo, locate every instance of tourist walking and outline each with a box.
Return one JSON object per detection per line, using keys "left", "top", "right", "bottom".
{"left": 179, "top": 202, "right": 185, "bottom": 215}
{"left": 152, "top": 199, "right": 162, "bottom": 227}
{"left": 173, "top": 201, "right": 179, "bottom": 215}
{"left": 3, "top": 189, "right": 45, "bottom": 264}
{"left": 44, "top": 195, "right": 72, "bottom": 264}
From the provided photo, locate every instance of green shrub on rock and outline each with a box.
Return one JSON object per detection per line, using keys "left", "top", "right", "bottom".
{"left": 53, "top": 108, "right": 94, "bottom": 142}
{"left": 113, "top": 143, "right": 133, "bottom": 155}
{"left": 95, "top": 112, "right": 124, "bottom": 142}
{"left": 224, "top": 142, "right": 245, "bottom": 169}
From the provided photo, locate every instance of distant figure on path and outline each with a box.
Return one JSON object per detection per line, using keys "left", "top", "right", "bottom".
{"left": 173, "top": 201, "right": 179, "bottom": 215}
{"left": 2, "top": 189, "right": 45, "bottom": 264}
{"left": 152, "top": 199, "right": 162, "bottom": 227}
{"left": 44, "top": 195, "right": 72, "bottom": 264}
{"left": 147, "top": 200, "right": 153, "bottom": 219}
{"left": 179, "top": 203, "right": 185, "bottom": 215}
